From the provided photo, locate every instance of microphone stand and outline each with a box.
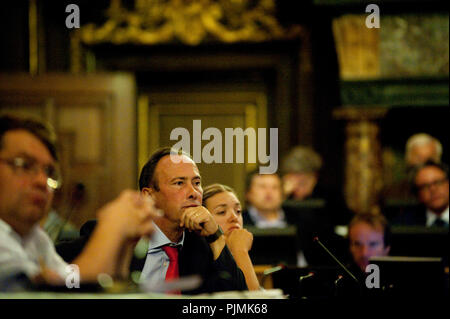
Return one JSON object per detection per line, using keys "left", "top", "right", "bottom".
{"left": 313, "top": 237, "right": 363, "bottom": 297}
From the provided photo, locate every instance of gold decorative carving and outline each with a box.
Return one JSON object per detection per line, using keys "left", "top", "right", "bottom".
{"left": 72, "top": 0, "right": 301, "bottom": 46}
{"left": 71, "top": 0, "right": 302, "bottom": 72}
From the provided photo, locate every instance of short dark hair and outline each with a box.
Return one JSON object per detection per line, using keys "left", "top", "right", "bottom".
{"left": 138, "top": 147, "right": 192, "bottom": 191}
{"left": 348, "top": 212, "right": 391, "bottom": 248}
{"left": 245, "top": 167, "right": 281, "bottom": 193}
{"left": 410, "top": 160, "right": 449, "bottom": 195}
{"left": 0, "top": 113, "right": 58, "bottom": 161}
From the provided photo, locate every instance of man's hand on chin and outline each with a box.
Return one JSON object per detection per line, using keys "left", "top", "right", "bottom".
{"left": 180, "top": 206, "right": 226, "bottom": 260}
{"left": 179, "top": 206, "right": 218, "bottom": 236}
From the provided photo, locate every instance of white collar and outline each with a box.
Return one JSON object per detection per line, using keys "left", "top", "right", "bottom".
{"left": 0, "top": 218, "right": 40, "bottom": 245}
{"left": 148, "top": 222, "right": 184, "bottom": 252}
{"left": 247, "top": 206, "right": 287, "bottom": 228}
{"left": 426, "top": 205, "right": 449, "bottom": 227}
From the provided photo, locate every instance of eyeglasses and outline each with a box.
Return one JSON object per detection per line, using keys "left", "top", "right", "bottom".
{"left": 416, "top": 178, "right": 448, "bottom": 192}
{"left": 0, "top": 156, "right": 61, "bottom": 190}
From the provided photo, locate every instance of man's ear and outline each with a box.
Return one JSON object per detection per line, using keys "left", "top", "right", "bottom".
{"left": 142, "top": 187, "right": 154, "bottom": 198}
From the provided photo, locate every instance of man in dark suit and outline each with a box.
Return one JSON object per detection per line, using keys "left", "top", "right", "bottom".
{"left": 139, "top": 147, "right": 246, "bottom": 294}
{"left": 395, "top": 161, "right": 449, "bottom": 228}
{"left": 58, "top": 147, "right": 247, "bottom": 294}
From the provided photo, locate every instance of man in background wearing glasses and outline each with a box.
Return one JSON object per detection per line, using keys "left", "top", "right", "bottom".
{"left": 396, "top": 161, "right": 449, "bottom": 228}
{"left": 413, "top": 161, "right": 449, "bottom": 228}
{"left": 0, "top": 113, "right": 156, "bottom": 289}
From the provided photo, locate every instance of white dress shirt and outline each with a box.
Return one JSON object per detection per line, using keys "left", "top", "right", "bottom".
{"left": 139, "top": 222, "right": 184, "bottom": 289}
{"left": 247, "top": 206, "right": 287, "bottom": 228}
{"left": 426, "top": 205, "right": 449, "bottom": 227}
{"left": 0, "top": 218, "right": 68, "bottom": 280}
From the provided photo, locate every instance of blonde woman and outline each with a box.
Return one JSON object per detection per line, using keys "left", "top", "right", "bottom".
{"left": 202, "top": 184, "right": 260, "bottom": 290}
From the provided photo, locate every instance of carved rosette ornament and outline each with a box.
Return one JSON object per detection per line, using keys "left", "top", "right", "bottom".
{"left": 71, "top": 0, "right": 302, "bottom": 72}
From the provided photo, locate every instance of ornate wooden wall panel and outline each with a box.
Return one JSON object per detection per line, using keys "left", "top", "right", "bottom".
{"left": 0, "top": 73, "right": 136, "bottom": 228}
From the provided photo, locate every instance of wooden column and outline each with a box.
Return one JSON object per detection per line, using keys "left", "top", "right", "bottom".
{"left": 334, "top": 107, "right": 387, "bottom": 214}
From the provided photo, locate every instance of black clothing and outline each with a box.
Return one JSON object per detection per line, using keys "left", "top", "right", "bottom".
{"left": 56, "top": 220, "right": 247, "bottom": 294}
{"left": 392, "top": 204, "right": 427, "bottom": 226}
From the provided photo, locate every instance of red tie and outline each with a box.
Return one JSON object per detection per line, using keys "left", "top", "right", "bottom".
{"left": 162, "top": 245, "right": 179, "bottom": 281}
{"left": 162, "top": 245, "right": 180, "bottom": 294}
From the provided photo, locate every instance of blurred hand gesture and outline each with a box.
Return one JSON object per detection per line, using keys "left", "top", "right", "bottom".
{"left": 97, "top": 190, "right": 157, "bottom": 241}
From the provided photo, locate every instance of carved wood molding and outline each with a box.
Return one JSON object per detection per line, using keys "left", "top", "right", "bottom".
{"left": 75, "top": 0, "right": 302, "bottom": 46}
{"left": 70, "top": 0, "right": 303, "bottom": 72}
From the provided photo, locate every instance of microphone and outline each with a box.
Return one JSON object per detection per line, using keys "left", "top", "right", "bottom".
{"left": 313, "top": 237, "right": 359, "bottom": 283}
{"left": 260, "top": 264, "right": 285, "bottom": 288}
{"left": 298, "top": 271, "right": 315, "bottom": 299}
{"left": 333, "top": 275, "right": 345, "bottom": 297}
{"left": 334, "top": 274, "right": 344, "bottom": 286}
{"left": 299, "top": 271, "right": 315, "bottom": 283}
{"left": 263, "top": 265, "right": 285, "bottom": 276}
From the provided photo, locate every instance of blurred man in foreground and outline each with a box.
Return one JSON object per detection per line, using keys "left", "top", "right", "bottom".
{"left": 0, "top": 113, "right": 155, "bottom": 288}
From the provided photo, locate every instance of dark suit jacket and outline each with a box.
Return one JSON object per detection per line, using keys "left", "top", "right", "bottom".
{"left": 56, "top": 220, "right": 247, "bottom": 294}
{"left": 177, "top": 230, "right": 247, "bottom": 294}
{"left": 392, "top": 204, "right": 427, "bottom": 226}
